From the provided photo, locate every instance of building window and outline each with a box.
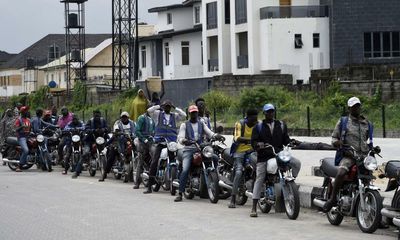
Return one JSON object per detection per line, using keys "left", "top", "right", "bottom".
{"left": 167, "top": 13, "right": 172, "bottom": 25}
{"left": 364, "top": 31, "right": 400, "bottom": 58}
{"left": 194, "top": 6, "right": 201, "bottom": 24}
{"left": 313, "top": 33, "right": 320, "bottom": 48}
{"left": 141, "top": 46, "right": 146, "bottom": 68}
{"left": 235, "top": 0, "right": 247, "bottom": 24}
{"left": 201, "top": 41, "right": 203, "bottom": 65}
{"left": 294, "top": 34, "right": 303, "bottom": 49}
{"left": 225, "top": 0, "right": 230, "bottom": 24}
{"left": 181, "top": 41, "right": 190, "bottom": 65}
{"left": 207, "top": 2, "right": 218, "bottom": 29}
{"left": 165, "top": 43, "right": 170, "bottom": 66}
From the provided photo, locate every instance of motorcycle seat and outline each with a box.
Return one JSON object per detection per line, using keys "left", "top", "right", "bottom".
{"left": 222, "top": 148, "right": 233, "bottom": 165}
{"left": 320, "top": 157, "right": 338, "bottom": 178}
{"left": 386, "top": 160, "right": 400, "bottom": 178}
{"left": 6, "top": 137, "right": 19, "bottom": 146}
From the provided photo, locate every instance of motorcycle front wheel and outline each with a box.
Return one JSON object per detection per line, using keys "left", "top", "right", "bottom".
{"left": 170, "top": 166, "right": 177, "bottom": 196}
{"left": 283, "top": 181, "right": 300, "bottom": 220}
{"left": 207, "top": 171, "right": 220, "bottom": 204}
{"left": 356, "top": 189, "right": 383, "bottom": 233}
{"left": 99, "top": 155, "right": 107, "bottom": 178}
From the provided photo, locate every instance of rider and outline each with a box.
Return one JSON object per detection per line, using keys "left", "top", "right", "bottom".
{"left": 228, "top": 109, "right": 258, "bottom": 208}
{"left": 99, "top": 111, "right": 136, "bottom": 182}
{"left": 195, "top": 98, "right": 212, "bottom": 129}
{"left": 62, "top": 115, "right": 85, "bottom": 175}
{"left": 250, "top": 103, "right": 301, "bottom": 217}
{"left": 323, "top": 97, "right": 374, "bottom": 212}
{"left": 133, "top": 111, "right": 155, "bottom": 189}
{"left": 174, "top": 105, "right": 224, "bottom": 202}
{"left": 144, "top": 100, "right": 187, "bottom": 194}
{"left": 74, "top": 109, "right": 108, "bottom": 179}
{"left": 57, "top": 106, "right": 74, "bottom": 163}
{"left": 14, "top": 106, "right": 31, "bottom": 172}
{"left": 31, "top": 108, "right": 44, "bottom": 134}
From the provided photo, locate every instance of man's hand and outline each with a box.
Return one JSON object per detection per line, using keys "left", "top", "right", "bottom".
{"left": 144, "top": 139, "right": 149, "bottom": 144}
{"left": 333, "top": 140, "right": 343, "bottom": 149}
{"left": 290, "top": 139, "right": 301, "bottom": 146}
{"left": 182, "top": 139, "right": 192, "bottom": 146}
{"left": 214, "top": 134, "right": 225, "bottom": 142}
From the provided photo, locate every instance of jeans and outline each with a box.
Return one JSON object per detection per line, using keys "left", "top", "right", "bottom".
{"left": 178, "top": 147, "right": 196, "bottom": 193}
{"left": 252, "top": 157, "right": 301, "bottom": 200}
{"left": 149, "top": 143, "right": 175, "bottom": 183}
{"left": 231, "top": 152, "right": 246, "bottom": 196}
{"left": 136, "top": 141, "right": 152, "bottom": 184}
{"left": 18, "top": 137, "right": 29, "bottom": 166}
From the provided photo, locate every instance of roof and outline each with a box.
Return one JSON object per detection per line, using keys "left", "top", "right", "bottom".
{"left": 140, "top": 25, "right": 202, "bottom": 41}
{"left": 0, "top": 51, "right": 16, "bottom": 64}
{"left": 148, "top": 4, "right": 189, "bottom": 13}
{"left": 182, "top": 0, "right": 201, "bottom": 5}
{"left": 1, "top": 34, "right": 110, "bottom": 70}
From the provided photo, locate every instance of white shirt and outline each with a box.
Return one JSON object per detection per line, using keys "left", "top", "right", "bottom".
{"left": 178, "top": 119, "right": 215, "bottom": 145}
{"left": 147, "top": 105, "right": 187, "bottom": 126}
{"left": 113, "top": 120, "right": 134, "bottom": 135}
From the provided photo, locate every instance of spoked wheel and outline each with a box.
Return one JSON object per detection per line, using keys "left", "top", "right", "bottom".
{"left": 283, "top": 181, "right": 300, "bottom": 220}
{"left": 132, "top": 156, "right": 141, "bottom": 186}
{"left": 207, "top": 171, "right": 220, "bottom": 204}
{"left": 323, "top": 184, "right": 344, "bottom": 226}
{"left": 162, "top": 167, "right": 171, "bottom": 191}
{"left": 45, "top": 153, "right": 52, "bottom": 172}
{"left": 170, "top": 166, "right": 177, "bottom": 196}
{"left": 356, "top": 190, "right": 383, "bottom": 233}
{"left": 99, "top": 155, "right": 107, "bottom": 179}
{"left": 89, "top": 159, "right": 97, "bottom": 177}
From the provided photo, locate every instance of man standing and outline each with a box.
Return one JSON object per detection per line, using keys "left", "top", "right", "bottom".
{"left": 195, "top": 98, "right": 212, "bottom": 129}
{"left": 144, "top": 100, "right": 186, "bottom": 194}
{"left": 14, "top": 106, "right": 31, "bottom": 172}
{"left": 228, "top": 109, "right": 258, "bottom": 208}
{"left": 250, "top": 103, "right": 301, "bottom": 217}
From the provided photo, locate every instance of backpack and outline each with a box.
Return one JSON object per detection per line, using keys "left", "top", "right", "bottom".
{"left": 334, "top": 116, "right": 373, "bottom": 166}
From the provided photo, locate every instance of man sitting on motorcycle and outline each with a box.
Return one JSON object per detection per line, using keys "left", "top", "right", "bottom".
{"left": 31, "top": 109, "right": 43, "bottom": 134}
{"left": 99, "top": 111, "right": 136, "bottom": 182}
{"left": 14, "top": 106, "right": 31, "bottom": 172}
{"left": 75, "top": 110, "right": 108, "bottom": 179}
{"left": 57, "top": 106, "right": 74, "bottom": 166}
{"left": 323, "top": 97, "right": 374, "bottom": 212}
{"left": 62, "top": 115, "right": 85, "bottom": 175}
{"left": 228, "top": 109, "right": 258, "bottom": 208}
{"left": 133, "top": 111, "right": 155, "bottom": 189}
{"left": 174, "top": 105, "right": 224, "bottom": 202}
{"left": 145, "top": 100, "right": 187, "bottom": 194}
{"left": 250, "top": 103, "right": 301, "bottom": 217}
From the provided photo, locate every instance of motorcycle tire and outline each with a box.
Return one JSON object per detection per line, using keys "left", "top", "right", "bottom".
{"left": 152, "top": 182, "right": 161, "bottom": 192}
{"left": 8, "top": 162, "right": 33, "bottom": 171}
{"left": 258, "top": 199, "right": 272, "bottom": 213}
{"left": 99, "top": 155, "right": 107, "bottom": 179}
{"left": 89, "top": 168, "right": 96, "bottom": 177}
{"left": 356, "top": 189, "right": 383, "bottom": 233}
{"left": 184, "top": 188, "right": 195, "bottom": 199}
{"left": 324, "top": 185, "right": 344, "bottom": 226}
{"left": 283, "top": 181, "right": 300, "bottom": 220}
{"left": 236, "top": 191, "right": 248, "bottom": 206}
{"left": 162, "top": 168, "right": 171, "bottom": 191}
{"left": 207, "top": 171, "right": 220, "bottom": 204}
{"left": 199, "top": 173, "right": 208, "bottom": 199}
{"left": 170, "top": 166, "right": 177, "bottom": 196}
{"left": 45, "top": 153, "right": 52, "bottom": 172}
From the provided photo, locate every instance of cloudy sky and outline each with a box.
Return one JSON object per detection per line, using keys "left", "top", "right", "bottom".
{"left": 0, "top": 0, "right": 181, "bottom": 53}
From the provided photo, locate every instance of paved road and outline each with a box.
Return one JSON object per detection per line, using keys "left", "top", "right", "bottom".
{"left": 0, "top": 165, "right": 396, "bottom": 240}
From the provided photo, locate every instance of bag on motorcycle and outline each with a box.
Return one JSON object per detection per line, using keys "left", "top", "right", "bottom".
{"left": 385, "top": 160, "right": 400, "bottom": 178}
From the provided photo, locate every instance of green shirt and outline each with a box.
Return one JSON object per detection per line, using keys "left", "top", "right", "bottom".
{"left": 135, "top": 114, "right": 155, "bottom": 142}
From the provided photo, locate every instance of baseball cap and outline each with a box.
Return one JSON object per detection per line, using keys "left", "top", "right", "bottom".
{"left": 263, "top": 103, "right": 275, "bottom": 112}
{"left": 120, "top": 111, "right": 130, "bottom": 118}
{"left": 44, "top": 110, "right": 51, "bottom": 116}
{"left": 347, "top": 97, "right": 361, "bottom": 107}
{"left": 20, "top": 106, "right": 29, "bottom": 113}
{"left": 188, "top": 105, "right": 199, "bottom": 113}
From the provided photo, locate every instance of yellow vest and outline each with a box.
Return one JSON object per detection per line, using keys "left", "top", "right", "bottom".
{"left": 234, "top": 121, "right": 254, "bottom": 153}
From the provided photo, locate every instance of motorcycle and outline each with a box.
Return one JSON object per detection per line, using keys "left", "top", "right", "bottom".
{"left": 380, "top": 160, "right": 400, "bottom": 237}
{"left": 35, "top": 127, "right": 55, "bottom": 172}
{"left": 313, "top": 146, "right": 383, "bottom": 233}
{"left": 47, "top": 129, "right": 60, "bottom": 166}
{"left": 107, "top": 131, "right": 135, "bottom": 183}
{"left": 142, "top": 138, "right": 178, "bottom": 193}
{"left": 63, "top": 128, "right": 84, "bottom": 173}
{"left": 245, "top": 144, "right": 300, "bottom": 220}
{"left": 172, "top": 138, "right": 221, "bottom": 204}
{"left": 218, "top": 149, "right": 256, "bottom": 205}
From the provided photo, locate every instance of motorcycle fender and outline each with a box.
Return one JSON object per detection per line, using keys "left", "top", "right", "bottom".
{"left": 169, "top": 162, "right": 177, "bottom": 167}
{"left": 366, "top": 185, "right": 380, "bottom": 191}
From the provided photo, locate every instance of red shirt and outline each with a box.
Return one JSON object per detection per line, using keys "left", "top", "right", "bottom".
{"left": 15, "top": 117, "right": 31, "bottom": 138}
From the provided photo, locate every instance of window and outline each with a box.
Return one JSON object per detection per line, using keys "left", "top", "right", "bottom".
{"left": 201, "top": 41, "right": 203, "bottom": 65}
{"left": 373, "top": 32, "right": 381, "bottom": 58}
{"left": 383, "top": 32, "right": 391, "bottom": 57}
{"left": 364, "top": 31, "right": 400, "bottom": 58}
{"left": 364, "top": 32, "right": 372, "bottom": 58}
{"left": 167, "top": 13, "right": 172, "bottom": 25}
{"left": 207, "top": 2, "right": 218, "bottom": 29}
{"left": 294, "top": 34, "right": 303, "bottom": 49}
{"left": 194, "top": 6, "right": 201, "bottom": 24}
{"left": 393, "top": 32, "right": 400, "bottom": 57}
{"left": 235, "top": 0, "right": 247, "bottom": 24}
{"left": 181, "top": 41, "right": 190, "bottom": 65}
{"left": 164, "top": 43, "right": 170, "bottom": 66}
{"left": 225, "top": 0, "right": 230, "bottom": 24}
{"left": 141, "top": 46, "right": 146, "bottom": 68}
{"left": 313, "top": 33, "right": 320, "bottom": 48}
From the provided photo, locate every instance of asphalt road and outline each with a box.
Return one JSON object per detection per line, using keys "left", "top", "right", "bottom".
{"left": 0, "top": 165, "right": 397, "bottom": 240}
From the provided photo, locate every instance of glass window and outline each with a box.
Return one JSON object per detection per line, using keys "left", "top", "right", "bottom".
{"left": 141, "top": 46, "right": 146, "bottom": 68}
{"left": 313, "top": 33, "right": 320, "bottom": 48}
{"left": 181, "top": 41, "right": 190, "bottom": 65}
{"left": 225, "top": 0, "right": 230, "bottom": 24}
{"left": 373, "top": 32, "right": 381, "bottom": 58}
{"left": 167, "top": 13, "right": 172, "bottom": 25}
{"left": 207, "top": 2, "right": 218, "bottom": 29}
{"left": 383, "top": 32, "right": 391, "bottom": 57}
{"left": 194, "top": 6, "right": 200, "bottom": 24}
{"left": 235, "top": 0, "right": 247, "bottom": 24}
{"left": 364, "top": 32, "right": 372, "bottom": 58}
{"left": 164, "top": 43, "right": 170, "bottom": 66}
{"left": 393, "top": 32, "right": 400, "bottom": 57}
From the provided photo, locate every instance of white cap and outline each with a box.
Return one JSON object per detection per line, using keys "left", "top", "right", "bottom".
{"left": 120, "top": 111, "right": 130, "bottom": 118}
{"left": 347, "top": 97, "right": 361, "bottom": 107}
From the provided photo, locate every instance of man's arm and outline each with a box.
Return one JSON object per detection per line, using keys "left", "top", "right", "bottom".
{"left": 174, "top": 107, "right": 187, "bottom": 122}
{"left": 135, "top": 117, "right": 145, "bottom": 141}
{"left": 41, "top": 120, "right": 58, "bottom": 130}
{"left": 331, "top": 119, "right": 341, "bottom": 148}
{"left": 282, "top": 122, "right": 291, "bottom": 146}
{"left": 251, "top": 124, "right": 260, "bottom": 150}
{"left": 178, "top": 122, "right": 187, "bottom": 145}
{"left": 147, "top": 105, "right": 160, "bottom": 121}
{"left": 202, "top": 121, "right": 215, "bottom": 139}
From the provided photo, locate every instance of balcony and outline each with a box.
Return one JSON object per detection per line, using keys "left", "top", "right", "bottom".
{"left": 208, "top": 59, "right": 219, "bottom": 72}
{"left": 260, "top": 5, "right": 329, "bottom": 19}
{"left": 237, "top": 55, "right": 248, "bottom": 69}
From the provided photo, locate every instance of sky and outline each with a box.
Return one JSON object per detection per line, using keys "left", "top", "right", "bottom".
{"left": 0, "top": 0, "right": 181, "bottom": 54}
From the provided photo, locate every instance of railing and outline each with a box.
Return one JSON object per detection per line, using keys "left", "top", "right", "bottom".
{"left": 260, "top": 5, "right": 329, "bottom": 19}
{"left": 208, "top": 59, "right": 219, "bottom": 72}
{"left": 237, "top": 55, "right": 248, "bottom": 69}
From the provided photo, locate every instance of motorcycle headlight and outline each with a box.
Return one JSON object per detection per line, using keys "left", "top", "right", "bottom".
{"left": 167, "top": 142, "right": 178, "bottom": 152}
{"left": 96, "top": 137, "right": 105, "bottom": 145}
{"left": 364, "top": 156, "right": 378, "bottom": 171}
{"left": 72, "top": 135, "right": 81, "bottom": 143}
{"left": 277, "top": 149, "right": 292, "bottom": 163}
{"left": 202, "top": 146, "right": 214, "bottom": 158}
{"left": 36, "top": 134, "right": 45, "bottom": 143}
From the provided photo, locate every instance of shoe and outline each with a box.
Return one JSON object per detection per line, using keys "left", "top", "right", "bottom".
{"left": 98, "top": 178, "right": 105, "bottom": 182}
{"left": 323, "top": 199, "right": 336, "bottom": 213}
{"left": 143, "top": 189, "right": 152, "bottom": 194}
{"left": 228, "top": 201, "right": 236, "bottom": 208}
{"left": 62, "top": 170, "right": 67, "bottom": 175}
{"left": 15, "top": 167, "right": 22, "bottom": 172}
{"left": 174, "top": 195, "right": 183, "bottom": 202}
{"left": 2, "top": 161, "right": 6, "bottom": 166}
{"left": 250, "top": 210, "right": 258, "bottom": 218}
{"left": 48, "top": 168, "right": 53, "bottom": 172}
{"left": 133, "top": 185, "right": 140, "bottom": 189}
{"left": 71, "top": 173, "right": 78, "bottom": 179}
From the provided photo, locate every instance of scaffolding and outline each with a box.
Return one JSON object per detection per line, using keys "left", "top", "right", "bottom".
{"left": 112, "top": 0, "right": 139, "bottom": 90}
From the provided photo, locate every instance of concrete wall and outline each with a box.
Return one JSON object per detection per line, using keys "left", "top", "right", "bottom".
{"left": 156, "top": 8, "right": 194, "bottom": 33}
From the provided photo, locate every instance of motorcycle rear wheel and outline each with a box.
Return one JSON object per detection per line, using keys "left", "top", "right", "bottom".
{"left": 324, "top": 185, "right": 344, "bottom": 226}
{"left": 356, "top": 189, "right": 383, "bottom": 233}
{"left": 283, "top": 181, "right": 300, "bottom": 220}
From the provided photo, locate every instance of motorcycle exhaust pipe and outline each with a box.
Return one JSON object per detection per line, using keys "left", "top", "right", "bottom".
{"left": 218, "top": 180, "right": 233, "bottom": 191}
{"left": 245, "top": 190, "right": 253, "bottom": 199}
{"left": 393, "top": 217, "right": 400, "bottom": 227}
{"left": 141, "top": 172, "right": 149, "bottom": 180}
{"left": 381, "top": 208, "right": 400, "bottom": 219}
{"left": 313, "top": 198, "right": 326, "bottom": 208}
{"left": 172, "top": 180, "right": 180, "bottom": 188}
{"left": 2, "top": 158, "right": 19, "bottom": 164}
